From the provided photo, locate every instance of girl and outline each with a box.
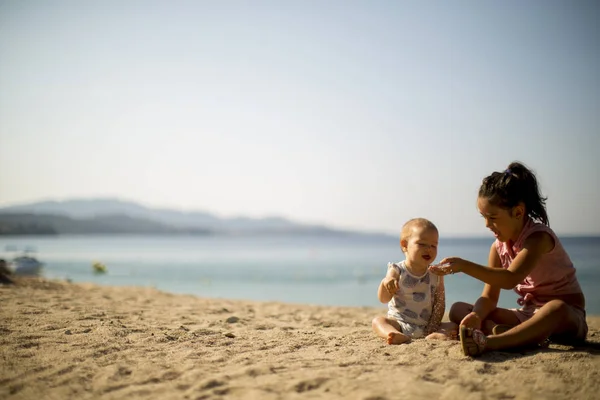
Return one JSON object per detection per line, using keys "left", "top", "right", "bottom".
{"left": 429, "top": 162, "right": 587, "bottom": 356}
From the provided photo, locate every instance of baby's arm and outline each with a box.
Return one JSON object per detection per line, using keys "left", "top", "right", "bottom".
{"left": 377, "top": 263, "right": 400, "bottom": 303}
{"left": 425, "top": 277, "right": 458, "bottom": 340}
{"left": 426, "top": 276, "right": 445, "bottom": 334}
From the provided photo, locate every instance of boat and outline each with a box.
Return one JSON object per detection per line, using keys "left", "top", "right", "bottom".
{"left": 5, "top": 246, "right": 44, "bottom": 276}
{"left": 11, "top": 255, "right": 44, "bottom": 276}
{"left": 92, "top": 261, "right": 107, "bottom": 274}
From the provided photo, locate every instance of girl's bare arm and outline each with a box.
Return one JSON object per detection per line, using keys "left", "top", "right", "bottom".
{"left": 446, "top": 231, "right": 554, "bottom": 290}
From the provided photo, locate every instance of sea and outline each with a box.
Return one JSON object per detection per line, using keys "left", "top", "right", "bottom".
{"left": 1, "top": 234, "right": 599, "bottom": 314}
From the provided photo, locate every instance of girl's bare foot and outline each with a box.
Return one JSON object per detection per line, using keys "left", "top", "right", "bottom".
{"left": 387, "top": 331, "right": 410, "bottom": 344}
{"left": 483, "top": 319, "right": 497, "bottom": 335}
{"left": 460, "top": 325, "right": 487, "bottom": 357}
{"left": 491, "top": 324, "right": 513, "bottom": 335}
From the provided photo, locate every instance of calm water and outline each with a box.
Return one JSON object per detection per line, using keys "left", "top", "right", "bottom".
{"left": 1, "top": 235, "right": 599, "bottom": 314}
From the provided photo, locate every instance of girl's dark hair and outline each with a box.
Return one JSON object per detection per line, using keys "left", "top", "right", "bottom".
{"left": 478, "top": 161, "right": 549, "bottom": 226}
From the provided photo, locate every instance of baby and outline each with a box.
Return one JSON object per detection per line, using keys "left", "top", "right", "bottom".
{"left": 372, "top": 218, "right": 457, "bottom": 344}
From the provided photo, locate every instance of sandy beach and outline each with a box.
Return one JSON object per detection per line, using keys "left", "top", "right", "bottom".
{"left": 1, "top": 278, "right": 599, "bottom": 400}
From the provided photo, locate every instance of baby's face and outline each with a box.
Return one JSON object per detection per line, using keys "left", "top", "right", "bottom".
{"left": 404, "top": 227, "right": 438, "bottom": 269}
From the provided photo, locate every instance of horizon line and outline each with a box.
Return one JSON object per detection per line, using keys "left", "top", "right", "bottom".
{"left": 1, "top": 196, "right": 599, "bottom": 238}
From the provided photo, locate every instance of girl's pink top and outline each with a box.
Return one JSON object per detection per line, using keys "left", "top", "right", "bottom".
{"left": 495, "top": 218, "right": 583, "bottom": 307}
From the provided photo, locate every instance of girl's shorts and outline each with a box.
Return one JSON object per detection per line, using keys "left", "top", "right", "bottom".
{"left": 510, "top": 303, "right": 588, "bottom": 343}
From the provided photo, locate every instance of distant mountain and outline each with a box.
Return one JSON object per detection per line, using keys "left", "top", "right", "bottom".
{"left": 0, "top": 198, "right": 292, "bottom": 231}
{"left": 0, "top": 198, "right": 390, "bottom": 237}
{"left": 0, "top": 212, "right": 211, "bottom": 236}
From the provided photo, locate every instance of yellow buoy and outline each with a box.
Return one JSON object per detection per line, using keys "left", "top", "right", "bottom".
{"left": 92, "top": 262, "right": 107, "bottom": 274}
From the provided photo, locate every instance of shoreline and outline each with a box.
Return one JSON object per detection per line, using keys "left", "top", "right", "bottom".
{"left": 2, "top": 277, "right": 599, "bottom": 399}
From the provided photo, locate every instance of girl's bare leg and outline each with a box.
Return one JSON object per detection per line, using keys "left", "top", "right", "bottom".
{"left": 449, "top": 302, "right": 521, "bottom": 335}
{"left": 483, "top": 307, "right": 521, "bottom": 334}
{"left": 372, "top": 316, "right": 411, "bottom": 344}
{"left": 485, "top": 300, "right": 582, "bottom": 350}
{"left": 449, "top": 302, "right": 474, "bottom": 325}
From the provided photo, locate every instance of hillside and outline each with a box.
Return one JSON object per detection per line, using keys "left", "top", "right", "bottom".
{"left": 0, "top": 198, "right": 390, "bottom": 238}
{"left": 0, "top": 213, "right": 211, "bottom": 236}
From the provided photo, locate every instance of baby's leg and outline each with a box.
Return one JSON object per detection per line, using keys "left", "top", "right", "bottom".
{"left": 372, "top": 316, "right": 411, "bottom": 344}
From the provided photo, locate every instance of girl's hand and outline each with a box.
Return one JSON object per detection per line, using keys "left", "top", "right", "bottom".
{"left": 460, "top": 312, "right": 482, "bottom": 330}
{"left": 429, "top": 257, "right": 467, "bottom": 275}
{"left": 382, "top": 276, "right": 399, "bottom": 295}
{"left": 428, "top": 262, "right": 453, "bottom": 276}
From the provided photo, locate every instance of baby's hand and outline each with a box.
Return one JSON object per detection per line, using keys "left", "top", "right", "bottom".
{"left": 382, "top": 276, "right": 399, "bottom": 295}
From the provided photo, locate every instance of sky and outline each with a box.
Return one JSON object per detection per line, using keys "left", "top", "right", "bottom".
{"left": 0, "top": 1, "right": 599, "bottom": 236}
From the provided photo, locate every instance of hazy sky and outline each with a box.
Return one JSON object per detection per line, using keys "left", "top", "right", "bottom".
{"left": 1, "top": 1, "right": 599, "bottom": 236}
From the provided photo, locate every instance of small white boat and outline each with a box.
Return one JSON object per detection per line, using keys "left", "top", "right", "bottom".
{"left": 5, "top": 246, "right": 44, "bottom": 276}
{"left": 11, "top": 255, "right": 44, "bottom": 276}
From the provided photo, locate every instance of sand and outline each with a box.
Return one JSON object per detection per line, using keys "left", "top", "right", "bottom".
{"left": 1, "top": 278, "right": 599, "bottom": 400}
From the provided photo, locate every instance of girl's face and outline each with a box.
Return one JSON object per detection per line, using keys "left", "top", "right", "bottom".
{"left": 401, "top": 227, "right": 438, "bottom": 269}
{"left": 477, "top": 196, "right": 524, "bottom": 243}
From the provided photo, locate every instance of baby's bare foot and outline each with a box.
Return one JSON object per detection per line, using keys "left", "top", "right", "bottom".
{"left": 425, "top": 332, "right": 450, "bottom": 340}
{"left": 387, "top": 332, "right": 410, "bottom": 344}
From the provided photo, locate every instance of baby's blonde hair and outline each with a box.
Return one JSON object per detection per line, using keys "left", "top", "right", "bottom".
{"left": 400, "top": 218, "right": 438, "bottom": 243}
